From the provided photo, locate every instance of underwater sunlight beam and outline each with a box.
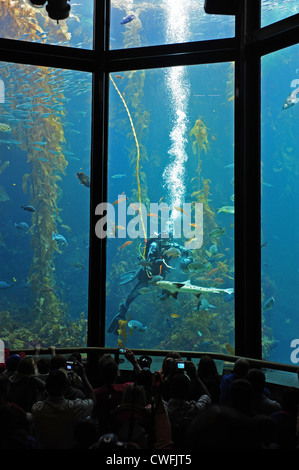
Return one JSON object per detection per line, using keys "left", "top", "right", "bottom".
{"left": 163, "top": 0, "right": 191, "bottom": 231}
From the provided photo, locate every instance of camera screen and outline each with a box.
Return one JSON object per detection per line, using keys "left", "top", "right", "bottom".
{"left": 177, "top": 362, "right": 185, "bottom": 369}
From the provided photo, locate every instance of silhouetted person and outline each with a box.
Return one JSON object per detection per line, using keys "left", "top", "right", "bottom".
{"left": 197, "top": 355, "right": 221, "bottom": 403}
{"left": 247, "top": 368, "right": 281, "bottom": 416}
{"left": 219, "top": 358, "right": 250, "bottom": 404}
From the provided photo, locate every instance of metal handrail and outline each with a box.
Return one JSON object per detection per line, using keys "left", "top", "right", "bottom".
{"left": 9, "top": 347, "right": 299, "bottom": 374}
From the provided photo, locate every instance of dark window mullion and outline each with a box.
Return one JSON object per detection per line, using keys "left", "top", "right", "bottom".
{"left": 234, "top": 0, "right": 262, "bottom": 359}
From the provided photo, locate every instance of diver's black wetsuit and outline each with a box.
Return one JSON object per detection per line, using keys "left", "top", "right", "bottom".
{"left": 107, "top": 237, "right": 193, "bottom": 334}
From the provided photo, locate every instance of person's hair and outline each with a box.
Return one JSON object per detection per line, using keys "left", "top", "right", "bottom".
{"left": 121, "top": 383, "right": 147, "bottom": 407}
{"left": 46, "top": 369, "right": 68, "bottom": 396}
{"left": 170, "top": 373, "right": 190, "bottom": 399}
{"left": 161, "top": 352, "right": 182, "bottom": 377}
{"left": 233, "top": 358, "right": 250, "bottom": 377}
{"left": 247, "top": 368, "right": 265, "bottom": 393}
{"left": 49, "top": 354, "right": 67, "bottom": 372}
{"left": 99, "top": 358, "right": 119, "bottom": 384}
{"left": 230, "top": 378, "right": 253, "bottom": 411}
{"left": 197, "top": 355, "right": 219, "bottom": 378}
{"left": 36, "top": 357, "right": 50, "bottom": 374}
{"left": 17, "top": 357, "right": 35, "bottom": 376}
{"left": 69, "top": 352, "right": 82, "bottom": 363}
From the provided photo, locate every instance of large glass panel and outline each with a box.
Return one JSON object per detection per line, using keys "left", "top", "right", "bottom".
{"left": 0, "top": 61, "right": 92, "bottom": 349}
{"left": 262, "top": 0, "right": 299, "bottom": 27}
{"left": 0, "top": 0, "right": 94, "bottom": 49}
{"left": 261, "top": 43, "right": 299, "bottom": 363}
{"left": 110, "top": 0, "right": 235, "bottom": 50}
{"left": 104, "top": 63, "right": 236, "bottom": 355}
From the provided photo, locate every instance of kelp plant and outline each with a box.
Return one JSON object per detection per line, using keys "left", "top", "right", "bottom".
{"left": 0, "top": 1, "right": 87, "bottom": 347}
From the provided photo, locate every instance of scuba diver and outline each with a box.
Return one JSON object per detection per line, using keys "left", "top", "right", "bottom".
{"left": 107, "top": 233, "right": 194, "bottom": 334}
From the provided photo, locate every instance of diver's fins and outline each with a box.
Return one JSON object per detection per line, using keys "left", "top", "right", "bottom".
{"left": 107, "top": 313, "right": 122, "bottom": 334}
{"left": 107, "top": 303, "right": 127, "bottom": 334}
{"left": 119, "top": 269, "right": 140, "bottom": 285}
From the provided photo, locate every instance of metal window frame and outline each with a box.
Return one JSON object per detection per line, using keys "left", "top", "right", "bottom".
{"left": 0, "top": 1, "right": 298, "bottom": 360}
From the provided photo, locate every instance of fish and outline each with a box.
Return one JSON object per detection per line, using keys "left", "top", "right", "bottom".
{"left": 128, "top": 320, "right": 147, "bottom": 332}
{"left": 196, "top": 296, "right": 216, "bottom": 311}
{"left": 209, "top": 227, "right": 226, "bottom": 238}
{"left": 119, "top": 240, "right": 133, "bottom": 250}
{"left": 262, "top": 296, "right": 275, "bottom": 312}
{"left": 52, "top": 232, "right": 68, "bottom": 247}
{"left": 71, "top": 262, "right": 86, "bottom": 270}
{"left": 112, "top": 173, "right": 126, "bottom": 179}
{"left": 0, "top": 123, "right": 12, "bottom": 133}
{"left": 139, "top": 287, "right": 152, "bottom": 295}
{"left": 76, "top": 172, "right": 90, "bottom": 188}
{"left": 208, "top": 244, "right": 218, "bottom": 255}
{"left": 113, "top": 196, "right": 128, "bottom": 206}
{"left": 174, "top": 206, "right": 188, "bottom": 215}
{"left": 31, "top": 141, "right": 47, "bottom": 146}
{"left": 155, "top": 279, "right": 234, "bottom": 299}
{"left": 217, "top": 205, "right": 234, "bottom": 215}
{"left": 163, "top": 247, "right": 181, "bottom": 258}
{"left": 148, "top": 275, "right": 163, "bottom": 284}
{"left": 0, "top": 281, "right": 12, "bottom": 289}
{"left": 282, "top": 87, "right": 299, "bottom": 110}
{"left": 187, "top": 261, "right": 212, "bottom": 273}
{"left": 21, "top": 204, "right": 36, "bottom": 212}
{"left": 170, "top": 313, "right": 180, "bottom": 318}
{"left": 14, "top": 222, "right": 29, "bottom": 231}
{"left": 120, "top": 14, "right": 135, "bottom": 25}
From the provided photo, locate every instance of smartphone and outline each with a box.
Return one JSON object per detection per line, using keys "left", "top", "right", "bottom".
{"left": 177, "top": 362, "right": 185, "bottom": 369}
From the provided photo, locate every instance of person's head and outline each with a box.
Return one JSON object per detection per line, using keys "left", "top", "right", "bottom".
{"left": 161, "top": 352, "right": 182, "bottom": 378}
{"left": 233, "top": 358, "right": 250, "bottom": 377}
{"left": 247, "top": 368, "right": 266, "bottom": 394}
{"left": 5, "top": 354, "right": 21, "bottom": 373}
{"left": 170, "top": 373, "right": 190, "bottom": 400}
{"left": 17, "top": 357, "right": 35, "bottom": 376}
{"left": 46, "top": 369, "right": 68, "bottom": 397}
{"left": 36, "top": 357, "right": 50, "bottom": 375}
{"left": 121, "top": 383, "right": 147, "bottom": 407}
{"left": 99, "top": 358, "right": 119, "bottom": 385}
{"left": 49, "top": 354, "right": 67, "bottom": 372}
{"left": 197, "top": 355, "right": 218, "bottom": 378}
{"left": 230, "top": 378, "right": 253, "bottom": 413}
{"left": 68, "top": 352, "right": 82, "bottom": 364}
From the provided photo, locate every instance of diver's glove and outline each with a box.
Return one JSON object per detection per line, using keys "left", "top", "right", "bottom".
{"left": 152, "top": 259, "right": 164, "bottom": 266}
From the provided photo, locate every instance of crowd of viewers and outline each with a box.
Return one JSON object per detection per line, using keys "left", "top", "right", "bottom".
{"left": 0, "top": 345, "right": 299, "bottom": 449}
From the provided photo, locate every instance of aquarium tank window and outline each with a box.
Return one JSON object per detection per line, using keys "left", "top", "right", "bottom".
{"left": 0, "top": 61, "right": 92, "bottom": 349}
{"left": 261, "top": 0, "right": 299, "bottom": 27}
{"left": 105, "top": 63, "right": 235, "bottom": 354}
{"left": 0, "top": 0, "right": 94, "bottom": 49}
{"left": 261, "top": 43, "right": 299, "bottom": 363}
{"left": 110, "top": 0, "right": 235, "bottom": 50}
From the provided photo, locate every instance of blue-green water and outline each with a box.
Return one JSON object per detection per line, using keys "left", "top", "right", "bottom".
{"left": 0, "top": 1, "right": 298, "bottom": 364}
